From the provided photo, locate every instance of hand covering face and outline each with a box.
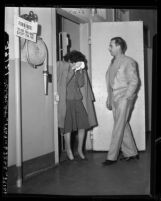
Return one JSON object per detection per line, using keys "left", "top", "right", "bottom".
{"left": 72, "top": 61, "right": 85, "bottom": 72}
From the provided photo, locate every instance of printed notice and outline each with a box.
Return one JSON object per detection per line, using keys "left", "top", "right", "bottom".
{"left": 14, "top": 16, "right": 38, "bottom": 42}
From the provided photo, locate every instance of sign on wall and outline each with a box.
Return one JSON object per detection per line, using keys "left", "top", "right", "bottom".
{"left": 14, "top": 16, "right": 38, "bottom": 42}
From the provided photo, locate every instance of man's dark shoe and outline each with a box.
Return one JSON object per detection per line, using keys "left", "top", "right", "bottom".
{"left": 120, "top": 154, "right": 139, "bottom": 161}
{"left": 102, "top": 160, "right": 117, "bottom": 166}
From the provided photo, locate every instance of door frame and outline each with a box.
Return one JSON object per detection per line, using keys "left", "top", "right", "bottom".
{"left": 51, "top": 8, "right": 59, "bottom": 165}
{"left": 54, "top": 8, "right": 93, "bottom": 163}
{"left": 56, "top": 8, "right": 87, "bottom": 24}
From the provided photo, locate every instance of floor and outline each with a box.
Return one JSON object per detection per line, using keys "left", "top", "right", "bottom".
{"left": 7, "top": 135, "right": 150, "bottom": 196}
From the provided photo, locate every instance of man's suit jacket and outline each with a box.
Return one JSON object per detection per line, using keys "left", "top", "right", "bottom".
{"left": 106, "top": 55, "right": 139, "bottom": 104}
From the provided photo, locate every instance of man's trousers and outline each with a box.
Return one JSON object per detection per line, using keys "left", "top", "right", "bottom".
{"left": 107, "top": 98, "right": 138, "bottom": 161}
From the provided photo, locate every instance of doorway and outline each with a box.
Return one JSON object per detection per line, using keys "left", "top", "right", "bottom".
{"left": 56, "top": 11, "right": 81, "bottom": 162}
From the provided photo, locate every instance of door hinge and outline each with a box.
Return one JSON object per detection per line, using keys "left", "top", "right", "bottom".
{"left": 54, "top": 92, "right": 59, "bottom": 104}
{"left": 88, "top": 36, "right": 91, "bottom": 45}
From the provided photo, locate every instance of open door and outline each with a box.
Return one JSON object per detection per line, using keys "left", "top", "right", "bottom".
{"left": 91, "top": 21, "right": 145, "bottom": 151}
{"left": 51, "top": 8, "right": 59, "bottom": 164}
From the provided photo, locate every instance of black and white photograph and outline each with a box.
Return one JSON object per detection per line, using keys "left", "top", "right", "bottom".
{"left": 3, "top": 4, "right": 159, "bottom": 199}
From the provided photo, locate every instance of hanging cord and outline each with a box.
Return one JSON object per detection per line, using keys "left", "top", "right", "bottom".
{"left": 26, "top": 39, "right": 36, "bottom": 68}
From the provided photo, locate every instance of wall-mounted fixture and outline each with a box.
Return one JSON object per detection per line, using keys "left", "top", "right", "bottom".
{"left": 20, "top": 11, "right": 49, "bottom": 95}
{"left": 21, "top": 11, "right": 38, "bottom": 22}
{"left": 20, "top": 11, "right": 38, "bottom": 48}
{"left": 25, "top": 37, "right": 47, "bottom": 68}
{"left": 58, "top": 32, "right": 70, "bottom": 60}
{"left": 25, "top": 37, "right": 48, "bottom": 95}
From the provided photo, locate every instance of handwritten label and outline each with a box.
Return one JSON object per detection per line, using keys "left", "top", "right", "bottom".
{"left": 14, "top": 16, "right": 38, "bottom": 42}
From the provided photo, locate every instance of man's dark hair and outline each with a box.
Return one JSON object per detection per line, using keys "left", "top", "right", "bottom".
{"left": 63, "top": 50, "right": 87, "bottom": 63}
{"left": 111, "top": 37, "right": 127, "bottom": 53}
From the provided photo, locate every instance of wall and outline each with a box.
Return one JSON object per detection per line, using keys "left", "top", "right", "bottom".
{"left": 62, "top": 18, "right": 80, "bottom": 51}
{"left": 129, "top": 9, "right": 157, "bottom": 132}
{"left": 129, "top": 9, "right": 157, "bottom": 47}
{"left": 5, "top": 7, "right": 56, "bottom": 166}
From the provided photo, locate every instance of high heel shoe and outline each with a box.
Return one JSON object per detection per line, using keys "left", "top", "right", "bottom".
{"left": 77, "top": 152, "right": 88, "bottom": 161}
{"left": 67, "top": 155, "right": 74, "bottom": 161}
{"left": 77, "top": 155, "right": 88, "bottom": 161}
{"left": 66, "top": 151, "right": 74, "bottom": 161}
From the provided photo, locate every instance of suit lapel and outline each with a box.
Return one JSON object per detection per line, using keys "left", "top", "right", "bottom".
{"left": 109, "top": 56, "right": 124, "bottom": 87}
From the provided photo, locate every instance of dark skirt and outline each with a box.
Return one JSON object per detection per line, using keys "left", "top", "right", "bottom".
{"left": 63, "top": 99, "right": 90, "bottom": 134}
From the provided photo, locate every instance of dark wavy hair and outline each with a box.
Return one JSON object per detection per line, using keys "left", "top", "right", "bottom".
{"left": 111, "top": 37, "right": 127, "bottom": 53}
{"left": 63, "top": 50, "right": 87, "bottom": 64}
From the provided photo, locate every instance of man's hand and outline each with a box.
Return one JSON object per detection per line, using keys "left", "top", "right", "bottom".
{"left": 106, "top": 97, "right": 112, "bottom": 110}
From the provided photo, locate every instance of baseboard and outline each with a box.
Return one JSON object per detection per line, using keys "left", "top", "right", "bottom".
{"left": 7, "top": 152, "right": 55, "bottom": 187}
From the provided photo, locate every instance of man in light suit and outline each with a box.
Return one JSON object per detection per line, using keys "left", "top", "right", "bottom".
{"left": 102, "top": 37, "right": 139, "bottom": 166}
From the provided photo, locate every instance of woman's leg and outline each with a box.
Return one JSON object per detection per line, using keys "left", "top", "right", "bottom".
{"left": 64, "top": 132, "right": 74, "bottom": 160}
{"left": 78, "top": 129, "right": 85, "bottom": 159}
